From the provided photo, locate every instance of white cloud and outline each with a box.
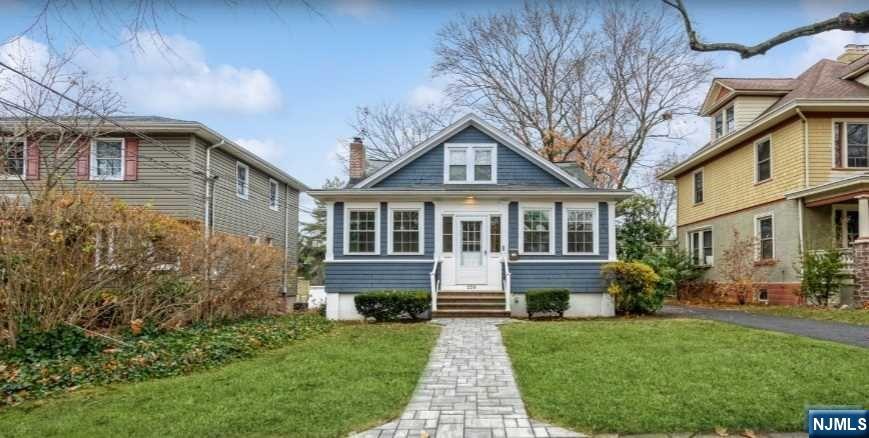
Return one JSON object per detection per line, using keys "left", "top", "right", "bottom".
{"left": 408, "top": 83, "right": 445, "bottom": 108}
{"left": 795, "top": 30, "right": 869, "bottom": 72}
{"left": 73, "top": 31, "right": 283, "bottom": 115}
{"left": 0, "top": 37, "right": 51, "bottom": 99}
{"left": 234, "top": 138, "right": 285, "bottom": 164}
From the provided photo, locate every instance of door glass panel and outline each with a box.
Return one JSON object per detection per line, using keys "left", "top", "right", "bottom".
{"left": 461, "top": 221, "right": 482, "bottom": 267}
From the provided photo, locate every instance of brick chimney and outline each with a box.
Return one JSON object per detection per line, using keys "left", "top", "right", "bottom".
{"left": 837, "top": 44, "right": 869, "bottom": 64}
{"left": 349, "top": 136, "right": 366, "bottom": 183}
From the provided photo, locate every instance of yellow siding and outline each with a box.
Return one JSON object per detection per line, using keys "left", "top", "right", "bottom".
{"left": 733, "top": 96, "right": 779, "bottom": 130}
{"left": 676, "top": 119, "right": 804, "bottom": 226}
{"left": 807, "top": 116, "right": 833, "bottom": 187}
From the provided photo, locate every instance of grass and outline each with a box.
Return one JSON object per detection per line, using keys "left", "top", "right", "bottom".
{"left": 501, "top": 318, "right": 869, "bottom": 434}
{"left": 733, "top": 305, "right": 869, "bottom": 326}
{"left": 0, "top": 323, "right": 440, "bottom": 438}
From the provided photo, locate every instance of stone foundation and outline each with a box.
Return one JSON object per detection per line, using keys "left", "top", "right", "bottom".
{"left": 853, "top": 240, "right": 869, "bottom": 308}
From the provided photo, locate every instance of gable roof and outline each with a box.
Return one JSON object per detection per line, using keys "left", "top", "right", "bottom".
{"left": 353, "top": 113, "right": 589, "bottom": 189}
{"left": 700, "top": 78, "right": 794, "bottom": 116}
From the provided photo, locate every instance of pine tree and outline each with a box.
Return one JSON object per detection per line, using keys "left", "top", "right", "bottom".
{"left": 298, "top": 177, "right": 343, "bottom": 283}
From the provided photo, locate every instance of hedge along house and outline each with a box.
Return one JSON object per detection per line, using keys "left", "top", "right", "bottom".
{"left": 309, "top": 114, "right": 632, "bottom": 320}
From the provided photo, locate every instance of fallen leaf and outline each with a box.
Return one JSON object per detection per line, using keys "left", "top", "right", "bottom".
{"left": 715, "top": 427, "right": 729, "bottom": 437}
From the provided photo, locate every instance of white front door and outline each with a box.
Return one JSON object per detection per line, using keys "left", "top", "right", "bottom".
{"left": 456, "top": 217, "right": 487, "bottom": 285}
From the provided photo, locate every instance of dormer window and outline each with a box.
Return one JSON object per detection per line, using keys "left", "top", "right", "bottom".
{"left": 714, "top": 105, "right": 735, "bottom": 140}
{"left": 444, "top": 143, "right": 496, "bottom": 183}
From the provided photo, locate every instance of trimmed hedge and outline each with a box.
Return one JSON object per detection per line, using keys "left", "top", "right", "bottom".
{"left": 354, "top": 291, "right": 431, "bottom": 322}
{"left": 526, "top": 289, "right": 570, "bottom": 319}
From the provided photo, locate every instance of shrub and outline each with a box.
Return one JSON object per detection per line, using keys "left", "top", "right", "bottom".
{"left": 602, "top": 261, "right": 661, "bottom": 315}
{"left": 354, "top": 291, "right": 431, "bottom": 322}
{"left": 526, "top": 289, "right": 570, "bottom": 319}
{"left": 800, "top": 249, "right": 845, "bottom": 306}
{"left": 642, "top": 248, "right": 702, "bottom": 299}
{"left": 677, "top": 280, "right": 720, "bottom": 302}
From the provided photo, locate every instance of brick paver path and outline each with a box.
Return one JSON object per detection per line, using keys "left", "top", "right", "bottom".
{"left": 352, "top": 319, "right": 584, "bottom": 438}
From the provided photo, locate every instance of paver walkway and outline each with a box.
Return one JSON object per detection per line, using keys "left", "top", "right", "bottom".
{"left": 663, "top": 304, "right": 868, "bottom": 348}
{"left": 352, "top": 318, "right": 584, "bottom": 438}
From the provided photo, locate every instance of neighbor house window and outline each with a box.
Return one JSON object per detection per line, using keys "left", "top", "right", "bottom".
{"left": 490, "top": 215, "right": 501, "bottom": 253}
{"left": 248, "top": 235, "right": 259, "bottom": 245}
{"left": 755, "top": 138, "right": 772, "bottom": 182}
{"left": 846, "top": 122, "right": 868, "bottom": 168}
{"left": 444, "top": 144, "right": 496, "bottom": 183}
{"left": 693, "top": 169, "right": 704, "bottom": 204}
{"left": 756, "top": 215, "right": 774, "bottom": 260}
{"left": 564, "top": 205, "right": 596, "bottom": 254}
{"left": 521, "top": 205, "right": 553, "bottom": 254}
{"left": 389, "top": 205, "right": 422, "bottom": 254}
{"left": 688, "top": 228, "right": 713, "bottom": 266}
{"left": 91, "top": 139, "right": 124, "bottom": 180}
{"left": 346, "top": 205, "right": 379, "bottom": 254}
{"left": 442, "top": 216, "right": 453, "bottom": 253}
{"left": 236, "top": 162, "right": 249, "bottom": 199}
{"left": 268, "top": 179, "right": 279, "bottom": 210}
{"left": 2, "top": 141, "right": 25, "bottom": 178}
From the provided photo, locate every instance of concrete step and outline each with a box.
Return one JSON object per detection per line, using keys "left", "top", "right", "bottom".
{"left": 432, "top": 309, "right": 511, "bottom": 318}
{"left": 437, "top": 291, "right": 504, "bottom": 299}
{"left": 437, "top": 302, "right": 506, "bottom": 310}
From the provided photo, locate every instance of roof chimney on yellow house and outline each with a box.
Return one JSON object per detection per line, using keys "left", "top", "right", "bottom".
{"left": 837, "top": 44, "right": 869, "bottom": 63}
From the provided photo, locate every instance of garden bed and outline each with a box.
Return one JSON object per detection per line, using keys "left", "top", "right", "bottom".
{"left": 1, "top": 313, "right": 333, "bottom": 406}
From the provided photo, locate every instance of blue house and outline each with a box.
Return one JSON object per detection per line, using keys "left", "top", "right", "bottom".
{"left": 308, "top": 114, "right": 632, "bottom": 319}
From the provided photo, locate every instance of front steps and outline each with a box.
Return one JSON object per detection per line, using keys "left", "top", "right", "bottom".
{"left": 432, "top": 291, "right": 510, "bottom": 318}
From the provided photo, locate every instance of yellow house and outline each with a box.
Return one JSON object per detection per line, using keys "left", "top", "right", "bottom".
{"left": 658, "top": 44, "right": 869, "bottom": 307}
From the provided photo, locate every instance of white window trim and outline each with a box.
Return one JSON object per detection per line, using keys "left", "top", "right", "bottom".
{"left": 1, "top": 137, "right": 26, "bottom": 180}
{"left": 754, "top": 135, "right": 773, "bottom": 183}
{"left": 268, "top": 178, "right": 279, "bottom": 211}
{"left": 686, "top": 225, "right": 714, "bottom": 267}
{"left": 754, "top": 213, "right": 775, "bottom": 261}
{"left": 562, "top": 202, "right": 599, "bottom": 256}
{"left": 713, "top": 105, "right": 735, "bottom": 140}
{"left": 692, "top": 168, "right": 704, "bottom": 205}
{"left": 236, "top": 161, "right": 250, "bottom": 200}
{"left": 387, "top": 202, "right": 425, "bottom": 255}
{"left": 518, "top": 202, "right": 555, "bottom": 255}
{"left": 343, "top": 202, "right": 380, "bottom": 256}
{"left": 443, "top": 143, "right": 497, "bottom": 184}
{"left": 90, "top": 138, "right": 125, "bottom": 181}
{"left": 832, "top": 118, "right": 869, "bottom": 169}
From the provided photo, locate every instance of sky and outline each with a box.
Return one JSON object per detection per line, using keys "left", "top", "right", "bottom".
{"left": 1, "top": 0, "right": 868, "bottom": 214}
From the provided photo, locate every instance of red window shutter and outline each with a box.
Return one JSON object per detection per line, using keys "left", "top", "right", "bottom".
{"left": 25, "top": 139, "right": 40, "bottom": 180}
{"left": 76, "top": 140, "right": 90, "bottom": 180}
{"left": 124, "top": 137, "right": 139, "bottom": 181}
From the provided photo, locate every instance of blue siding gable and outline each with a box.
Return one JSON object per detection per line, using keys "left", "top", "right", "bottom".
{"left": 373, "top": 126, "right": 569, "bottom": 188}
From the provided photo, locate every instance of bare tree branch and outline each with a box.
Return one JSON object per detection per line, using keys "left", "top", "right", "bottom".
{"left": 663, "top": 0, "right": 869, "bottom": 58}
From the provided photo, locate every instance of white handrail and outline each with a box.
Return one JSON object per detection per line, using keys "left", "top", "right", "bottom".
{"left": 502, "top": 256, "right": 511, "bottom": 312}
{"left": 429, "top": 258, "right": 441, "bottom": 312}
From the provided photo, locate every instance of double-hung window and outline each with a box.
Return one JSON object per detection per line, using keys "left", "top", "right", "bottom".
{"left": 389, "top": 203, "right": 423, "bottom": 255}
{"left": 755, "top": 137, "right": 772, "bottom": 182}
{"left": 444, "top": 144, "right": 496, "bottom": 183}
{"left": 693, "top": 169, "right": 704, "bottom": 204}
{"left": 688, "top": 228, "right": 713, "bottom": 266}
{"left": 725, "top": 106, "right": 735, "bottom": 133}
{"left": 268, "top": 179, "right": 279, "bottom": 210}
{"left": 236, "top": 162, "right": 249, "bottom": 199}
{"left": 345, "top": 204, "right": 379, "bottom": 255}
{"left": 2, "top": 141, "right": 25, "bottom": 178}
{"left": 713, "top": 105, "right": 735, "bottom": 140}
{"left": 756, "top": 215, "right": 774, "bottom": 260}
{"left": 835, "top": 121, "right": 869, "bottom": 168}
{"left": 91, "top": 139, "right": 124, "bottom": 180}
{"left": 563, "top": 204, "right": 597, "bottom": 254}
{"left": 520, "top": 204, "right": 553, "bottom": 254}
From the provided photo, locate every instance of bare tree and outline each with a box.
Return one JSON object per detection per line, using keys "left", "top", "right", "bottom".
{"left": 635, "top": 151, "right": 683, "bottom": 228}
{"left": 663, "top": 0, "right": 869, "bottom": 58}
{"left": 433, "top": 1, "right": 712, "bottom": 189}
{"left": 349, "top": 102, "right": 457, "bottom": 162}
{"left": 0, "top": 44, "right": 124, "bottom": 197}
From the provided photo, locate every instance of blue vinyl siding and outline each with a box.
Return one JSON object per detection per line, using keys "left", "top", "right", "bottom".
{"left": 325, "top": 262, "right": 431, "bottom": 293}
{"left": 509, "top": 201, "right": 609, "bottom": 260}
{"left": 509, "top": 262, "right": 605, "bottom": 293}
{"left": 333, "top": 201, "right": 434, "bottom": 260}
{"left": 373, "top": 126, "right": 568, "bottom": 188}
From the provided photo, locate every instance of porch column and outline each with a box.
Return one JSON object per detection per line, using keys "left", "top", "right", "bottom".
{"left": 853, "top": 196, "right": 869, "bottom": 308}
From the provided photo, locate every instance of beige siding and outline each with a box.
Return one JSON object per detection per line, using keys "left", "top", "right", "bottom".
{"left": 733, "top": 96, "right": 779, "bottom": 130}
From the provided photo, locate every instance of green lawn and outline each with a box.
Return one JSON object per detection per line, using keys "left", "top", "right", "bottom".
{"left": 735, "top": 305, "right": 869, "bottom": 326}
{"left": 502, "top": 318, "right": 869, "bottom": 434}
{"left": 0, "top": 323, "right": 440, "bottom": 438}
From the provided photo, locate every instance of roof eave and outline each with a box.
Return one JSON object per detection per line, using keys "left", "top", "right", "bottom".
{"left": 308, "top": 189, "right": 634, "bottom": 201}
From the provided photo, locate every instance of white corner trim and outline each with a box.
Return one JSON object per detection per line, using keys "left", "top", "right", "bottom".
{"left": 608, "top": 202, "right": 616, "bottom": 260}
{"left": 90, "top": 137, "right": 125, "bottom": 181}
{"left": 561, "top": 202, "right": 599, "bottom": 256}
{"left": 236, "top": 161, "right": 250, "bottom": 200}
{"left": 442, "top": 143, "right": 498, "bottom": 184}
{"left": 325, "top": 201, "right": 334, "bottom": 261}
{"left": 343, "top": 202, "right": 380, "bottom": 256}
{"left": 518, "top": 202, "right": 556, "bottom": 255}
{"left": 387, "top": 202, "right": 425, "bottom": 255}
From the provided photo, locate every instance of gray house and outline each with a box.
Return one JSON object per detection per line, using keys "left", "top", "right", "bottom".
{"left": 309, "top": 114, "right": 632, "bottom": 319}
{"left": 0, "top": 116, "right": 308, "bottom": 296}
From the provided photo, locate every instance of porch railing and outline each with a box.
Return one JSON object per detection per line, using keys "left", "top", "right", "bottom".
{"left": 430, "top": 258, "right": 442, "bottom": 312}
{"left": 808, "top": 248, "right": 854, "bottom": 274}
{"left": 501, "top": 257, "right": 511, "bottom": 312}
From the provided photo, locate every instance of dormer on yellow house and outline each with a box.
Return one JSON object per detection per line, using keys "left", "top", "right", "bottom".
{"left": 659, "top": 44, "right": 869, "bottom": 308}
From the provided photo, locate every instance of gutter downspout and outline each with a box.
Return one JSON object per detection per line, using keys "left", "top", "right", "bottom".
{"left": 204, "top": 140, "right": 225, "bottom": 238}
{"left": 796, "top": 109, "right": 808, "bottom": 263}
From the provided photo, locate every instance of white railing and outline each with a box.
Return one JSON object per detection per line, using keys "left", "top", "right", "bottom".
{"left": 430, "top": 258, "right": 441, "bottom": 311}
{"left": 502, "top": 257, "right": 511, "bottom": 312}
{"left": 808, "top": 248, "right": 854, "bottom": 273}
